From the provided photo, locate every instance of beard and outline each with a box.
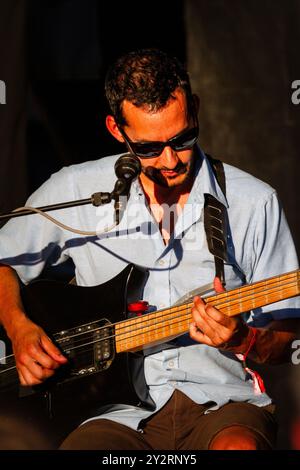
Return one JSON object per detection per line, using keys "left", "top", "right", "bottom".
{"left": 142, "top": 158, "right": 194, "bottom": 188}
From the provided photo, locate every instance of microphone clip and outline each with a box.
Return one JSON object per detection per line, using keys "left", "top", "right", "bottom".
{"left": 91, "top": 153, "right": 141, "bottom": 225}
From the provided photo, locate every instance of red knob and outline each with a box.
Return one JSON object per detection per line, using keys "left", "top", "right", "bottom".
{"left": 127, "top": 300, "right": 149, "bottom": 316}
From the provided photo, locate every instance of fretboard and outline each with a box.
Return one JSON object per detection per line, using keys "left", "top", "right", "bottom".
{"left": 115, "top": 269, "right": 300, "bottom": 353}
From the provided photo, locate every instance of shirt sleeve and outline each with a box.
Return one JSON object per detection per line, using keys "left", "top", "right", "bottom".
{"left": 247, "top": 190, "right": 300, "bottom": 325}
{"left": 0, "top": 166, "right": 73, "bottom": 284}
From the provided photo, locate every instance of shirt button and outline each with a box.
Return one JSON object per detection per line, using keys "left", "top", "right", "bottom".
{"left": 168, "top": 360, "right": 174, "bottom": 367}
{"left": 158, "top": 260, "right": 165, "bottom": 266}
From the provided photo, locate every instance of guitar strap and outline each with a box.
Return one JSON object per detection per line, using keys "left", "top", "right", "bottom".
{"left": 204, "top": 154, "right": 228, "bottom": 286}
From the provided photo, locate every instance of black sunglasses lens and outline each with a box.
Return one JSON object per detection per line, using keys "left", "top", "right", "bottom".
{"left": 131, "top": 143, "right": 164, "bottom": 158}
{"left": 171, "top": 127, "right": 198, "bottom": 151}
{"left": 128, "top": 126, "right": 199, "bottom": 158}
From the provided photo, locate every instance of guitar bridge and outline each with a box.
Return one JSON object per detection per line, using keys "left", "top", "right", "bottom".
{"left": 53, "top": 318, "right": 115, "bottom": 379}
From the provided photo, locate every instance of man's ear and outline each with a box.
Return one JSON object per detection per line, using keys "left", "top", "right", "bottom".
{"left": 192, "top": 94, "right": 200, "bottom": 115}
{"left": 106, "top": 115, "right": 125, "bottom": 143}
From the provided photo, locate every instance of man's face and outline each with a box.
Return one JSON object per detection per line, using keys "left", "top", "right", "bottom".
{"left": 121, "top": 89, "right": 196, "bottom": 189}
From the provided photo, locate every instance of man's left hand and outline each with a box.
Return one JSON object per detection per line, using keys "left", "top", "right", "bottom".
{"left": 189, "top": 277, "right": 249, "bottom": 350}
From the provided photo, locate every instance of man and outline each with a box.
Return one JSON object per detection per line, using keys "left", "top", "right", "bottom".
{"left": 0, "top": 49, "right": 299, "bottom": 450}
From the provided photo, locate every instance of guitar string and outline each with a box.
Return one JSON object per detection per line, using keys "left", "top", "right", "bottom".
{"left": 1, "top": 270, "right": 298, "bottom": 365}
{"left": 53, "top": 279, "right": 300, "bottom": 354}
{"left": 0, "top": 277, "right": 297, "bottom": 383}
{"left": 0, "top": 274, "right": 298, "bottom": 367}
{"left": 0, "top": 275, "right": 298, "bottom": 371}
{"left": 0, "top": 285, "right": 297, "bottom": 383}
{"left": 53, "top": 271, "right": 300, "bottom": 344}
{"left": 56, "top": 276, "right": 300, "bottom": 350}
{"left": 40, "top": 273, "right": 300, "bottom": 349}
{"left": 0, "top": 273, "right": 298, "bottom": 385}
{"left": 0, "top": 273, "right": 297, "bottom": 366}
{"left": 62, "top": 271, "right": 300, "bottom": 345}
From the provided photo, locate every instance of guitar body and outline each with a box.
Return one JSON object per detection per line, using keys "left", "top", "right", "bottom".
{"left": 0, "top": 264, "right": 152, "bottom": 448}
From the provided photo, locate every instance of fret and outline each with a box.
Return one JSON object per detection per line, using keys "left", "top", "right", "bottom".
{"left": 238, "top": 287, "right": 243, "bottom": 314}
{"left": 251, "top": 289, "right": 255, "bottom": 310}
{"left": 266, "top": 280, "right": 271, "bottom": 304}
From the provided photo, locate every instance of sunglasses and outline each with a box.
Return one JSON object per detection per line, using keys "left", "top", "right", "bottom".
{"left": 118, "top": 123, "right": 199, "bottom": 159}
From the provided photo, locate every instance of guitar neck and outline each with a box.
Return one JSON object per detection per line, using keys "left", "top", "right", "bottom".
{"left": 115, "top": 269, "right": 300, "bottom": 353}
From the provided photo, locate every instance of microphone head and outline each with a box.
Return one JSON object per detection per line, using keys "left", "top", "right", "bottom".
{"left": 114, "top": 153, "right": 141, "bottom": 181}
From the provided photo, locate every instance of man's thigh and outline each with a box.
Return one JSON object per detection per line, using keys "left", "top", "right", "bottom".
{"left": 60, "top": 419, "right": 152, "bottom": 450}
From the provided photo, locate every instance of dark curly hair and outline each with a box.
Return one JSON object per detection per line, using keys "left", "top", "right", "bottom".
{"left": 105, "top": 49, "right": 194, "bottom": 126}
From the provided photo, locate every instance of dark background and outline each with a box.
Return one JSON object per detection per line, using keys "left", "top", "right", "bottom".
{"left": 0, "top": 0, "right": 300, "bottom": 450}
{"left": 1, "top": 0, "right": 299, "bottom": 258}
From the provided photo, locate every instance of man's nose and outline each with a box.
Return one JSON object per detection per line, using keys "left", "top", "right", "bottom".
{"left": 159, "top": 146, "right": 179, "bottom": 169}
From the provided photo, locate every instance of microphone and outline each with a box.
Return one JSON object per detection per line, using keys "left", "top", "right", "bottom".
{"left": 112, "top": 153, "right": 141, "bottom": 225}
{"left": 114, "top": 153, "right": 141, "bottom": 184}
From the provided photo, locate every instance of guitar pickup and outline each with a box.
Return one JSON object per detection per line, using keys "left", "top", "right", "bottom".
{"left": 53, "top": 318, "right": 115, "bottom": 379}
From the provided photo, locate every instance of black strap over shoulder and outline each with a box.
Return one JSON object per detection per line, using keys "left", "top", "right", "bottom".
{"left": 204, "top": 154, "right": 228, "bottom": 286}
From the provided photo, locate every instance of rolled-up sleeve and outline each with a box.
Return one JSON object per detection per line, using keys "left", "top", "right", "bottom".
{"left": 248, "top": 191, "right": 300, "bottom": 324}
{"left": 0, "top": 167, "right": 72, "bottom": 284}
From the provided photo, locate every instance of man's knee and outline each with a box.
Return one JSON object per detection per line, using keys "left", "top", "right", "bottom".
{"left": 60, "top": 419, "right": 149, "bottom": 450}
{"left": 209, "top": 425, "right": 262, "bottom": 450}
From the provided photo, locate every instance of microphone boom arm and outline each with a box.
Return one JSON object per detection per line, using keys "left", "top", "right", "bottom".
{"left": 0, "top": 154, "right": 141, "bottom": 227}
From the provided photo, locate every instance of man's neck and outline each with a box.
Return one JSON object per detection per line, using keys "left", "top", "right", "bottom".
{"left": 139, "top": 173, "right": 194, "bottom": 246}
{"left": 139, "top": 172, "right": 194, "bottom": 207}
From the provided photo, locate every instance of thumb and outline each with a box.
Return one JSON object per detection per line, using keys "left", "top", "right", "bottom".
{"left": 40, "top": 335, "right": 68, "bottom": 363}
{"left": 214, "top": 276, "right": 226, "bottom": 293}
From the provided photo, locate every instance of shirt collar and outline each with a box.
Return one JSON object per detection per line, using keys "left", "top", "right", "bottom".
{"left": 189, "top": 146, "right": 228, "bottom": 208}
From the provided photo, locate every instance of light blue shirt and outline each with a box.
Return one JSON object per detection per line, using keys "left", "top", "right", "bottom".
{"left": 0, "top": 147, "right": 299, "bottom": 431}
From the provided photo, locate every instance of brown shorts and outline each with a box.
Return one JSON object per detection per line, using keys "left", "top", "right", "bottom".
{"left": 60, "top": 389, "right": 277, "bottom": 450}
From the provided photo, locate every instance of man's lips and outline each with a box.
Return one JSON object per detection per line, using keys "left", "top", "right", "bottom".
{"left": 160, "top": 166, "right": 187, "bottom": 177}
{"left": 143, "top": 164, "right": 188, "bottom": 182}
{"left": 160, "top": 170, "right": 179, "bottom": 177}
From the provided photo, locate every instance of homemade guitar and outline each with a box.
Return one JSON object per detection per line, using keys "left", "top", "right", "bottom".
{"left": 0, "top": 265, "right": 299, "bottom": 414}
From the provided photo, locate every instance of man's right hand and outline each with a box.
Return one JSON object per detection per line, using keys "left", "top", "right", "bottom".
{"left": 9, "top": 316, "right": 68, "bottom": 386}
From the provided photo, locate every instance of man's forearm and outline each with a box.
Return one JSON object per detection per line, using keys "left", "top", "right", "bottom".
{"left": 0, "top": 264, "right": 27, "bottom": 339}
{"left": 246, "top": 326, "right": 295, "bottom": 364}
{"left": 224, "top": 319, "right": 299, "bottom": 365}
